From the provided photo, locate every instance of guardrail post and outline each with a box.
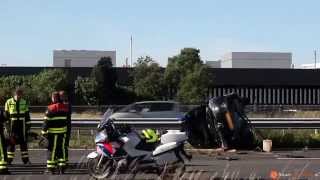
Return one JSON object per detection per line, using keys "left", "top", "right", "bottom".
{"left": 77, "top": 129, "right": 80, "bottom": 146}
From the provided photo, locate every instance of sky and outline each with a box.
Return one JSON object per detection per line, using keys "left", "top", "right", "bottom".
{"left": 1, "top": 0, "right": 320, "bottom": 67}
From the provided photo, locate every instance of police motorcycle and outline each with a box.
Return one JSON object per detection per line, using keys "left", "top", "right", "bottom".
{"left": 87, "top": 109, "right": 191, "bottom": 179}
{"left": 86, "top": 109, "right": 124, "bottom": 179}
{"left": 185, "top": 93, "right": 255, "bottom": 149}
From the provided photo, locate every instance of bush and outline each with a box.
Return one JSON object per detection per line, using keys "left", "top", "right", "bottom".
{"left": 74, "top": 76, "right": 98, "bottom": 105}
{"left": 0, "top": 69, "right": 68, "bottom": 105}
{"left": 31, "top": 69, "right": 68, "bottom": 104}
{"left": 257, "top": 129, "right": 320, "bottom": 149}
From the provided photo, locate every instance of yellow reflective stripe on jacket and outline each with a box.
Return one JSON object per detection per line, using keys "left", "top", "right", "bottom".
{"left": 9, "top": 110, "right": 27, "bottom": 114}
{"left": 47, "top": 164, "right": 56, "bottom": 168}
{"left": 10, "top": 117, "right": 26, "bottom": 120}
{"left": 48, "top": 127, "right": 67, "bottom": 133}
{"left": 0, "top": 136, "right": 4, "bottom": 161}
{"left": 44, "top": 116, "right": 67, "bottom": 120}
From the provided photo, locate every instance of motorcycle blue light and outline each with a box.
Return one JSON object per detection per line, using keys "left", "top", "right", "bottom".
{"left": 95, "top": 130, "right": 108, "bottom": 143}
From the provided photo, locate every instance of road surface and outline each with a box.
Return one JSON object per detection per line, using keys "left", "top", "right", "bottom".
{"left": 2, "top": 149, "right": 320, "bottom": 179}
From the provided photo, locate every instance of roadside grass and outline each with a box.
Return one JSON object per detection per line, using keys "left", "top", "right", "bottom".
{"left": 248, "top": 110, "right": 320, "bottom": 149}
{"left": 28, "top": 129, "right": 96, "bottom": 149}
{"left": 27, "top": 129, "right": 320, "bottom": 150}
{"left": 31, "top": 111, "right": 103, "bottom": 118}
{"left": 255, "top": 129, "right": 320, "bottom": 149}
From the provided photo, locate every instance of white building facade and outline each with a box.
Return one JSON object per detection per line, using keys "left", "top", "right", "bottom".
{"left": 53, "top": 50, "right": 116, "bottom": 67}
{"left": 220, "top": 52, "right": 292, "bottom": 69}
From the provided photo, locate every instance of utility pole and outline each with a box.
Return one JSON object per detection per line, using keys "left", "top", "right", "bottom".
{"left": 125, "top": 57, "right": 128, "bottom": 67}
{"left": 130, "top": 35, "right": 133, "bottom": 67}
{"left": 315, "top": 50, "right": 319, "bottom": 135}
{"left": 315, "top": 50, "right": 317, "bottom": 69}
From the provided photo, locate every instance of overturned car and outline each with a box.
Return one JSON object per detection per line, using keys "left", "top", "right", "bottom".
{"left": 183, "top": 93, "right": 256, "bottom": 149}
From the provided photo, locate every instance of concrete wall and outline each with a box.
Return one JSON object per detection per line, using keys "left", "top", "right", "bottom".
{"left": 53, "top": 50, "right": 116, "bottom": 67}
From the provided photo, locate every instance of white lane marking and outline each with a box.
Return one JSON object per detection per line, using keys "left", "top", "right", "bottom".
{"left": 277, "top": 158, "right": 320, "bottom": 160}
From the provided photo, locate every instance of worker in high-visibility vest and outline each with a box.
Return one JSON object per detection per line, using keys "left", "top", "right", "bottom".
{"left": 4, "top": 88, "right": 31, "bottom": 165}
{"left": 42, "top": 92, "right": 70, "bottom": 174}
{"left": 0, "top": 109, "right": 9, "bottom": 174}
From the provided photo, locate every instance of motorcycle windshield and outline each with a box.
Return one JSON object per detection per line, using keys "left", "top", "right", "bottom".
{"left": 98, "top": 108, "right": 114, "bottom": 128}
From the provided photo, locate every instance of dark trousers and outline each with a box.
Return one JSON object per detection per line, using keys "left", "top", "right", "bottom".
{"left": 0, "top": 133, "right": 7, "bottom": 172}
{"left": 65, "top": 131, "right": 70, "bottom": 162}
{"left": 7, "top": 132, "right": 29, "bottom": 164}
{"left": 47, "top": 133, "right": 67, "bottom": 170}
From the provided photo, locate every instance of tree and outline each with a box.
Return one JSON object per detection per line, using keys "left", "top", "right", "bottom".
{"left": 177, "top": 64, "right": 210, "bottom": 104}
{"left": 133, "top": 56, "right": 164, "bottom": 100}
{"left": 74, "top": 76, "right": 98, "bottom": 105}
{"left": 91, "top": 57, "right": 117, "bottom": 104}
{"left": 164, "top": 48, "right": 212, "bottom": 103}
{"left": 31, "top": 69, "right": 68, "bottom": 104}
{"left": 164, "top": 48, "right": 203, "bottom": 93}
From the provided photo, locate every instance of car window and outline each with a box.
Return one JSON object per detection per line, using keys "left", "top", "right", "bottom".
{"left": 118, "top": 103, "right": 135, "bottom": 112}
{"left": 149, "top": 103, "right": 175, "bottom": 112}
{"left": 119, "top": 103, "right": 151, "bottom": 113}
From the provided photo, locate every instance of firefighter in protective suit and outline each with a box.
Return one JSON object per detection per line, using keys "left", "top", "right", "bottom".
{"left": 59, "top": 91, "right": 71, "bottom": 164}
{"left": 4, "top": 88, "right": 31, "bottom": 165}
{"left": 0, "top": 110, "right": 9, "bottom": 174}
{"left": 42, "top": 92, "right": 70, "bottom": 174}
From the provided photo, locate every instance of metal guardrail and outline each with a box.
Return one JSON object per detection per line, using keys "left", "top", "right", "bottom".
{"left": 30, "top": 118, "right": 183, "bottom": 129}
{"left": 29, "top": 117, "right": 320, "bottom": 129}
{"left": 249, "top": 118, "right": 320, "bottom": 129}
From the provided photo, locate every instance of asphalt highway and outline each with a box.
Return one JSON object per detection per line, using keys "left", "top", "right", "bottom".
{"left": 1, "top": 149, "right": 320, "bottom": 179}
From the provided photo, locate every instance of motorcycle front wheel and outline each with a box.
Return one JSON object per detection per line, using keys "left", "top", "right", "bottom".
{"left": 87, "top": 155, "right": 115, "bottom": 179}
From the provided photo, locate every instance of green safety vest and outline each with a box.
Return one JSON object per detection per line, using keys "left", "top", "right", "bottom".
{"left": 5, "top": 98, "right": 29, "bottom": 120}
{"left": 4, "top": 98, "right": 30, "bottom": 137}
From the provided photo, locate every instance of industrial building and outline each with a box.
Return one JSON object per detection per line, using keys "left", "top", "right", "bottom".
{"left": 206, "top": 60, "right": 221, "bottom": 68}
{"left": 207, "top": 52, "right": 292, "bottom": 69}
{"left": 300, "top": 63, "right": 320, "bottom": 69}
{"left": 53, "top": 50, "right": 116, "bottom": 67}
